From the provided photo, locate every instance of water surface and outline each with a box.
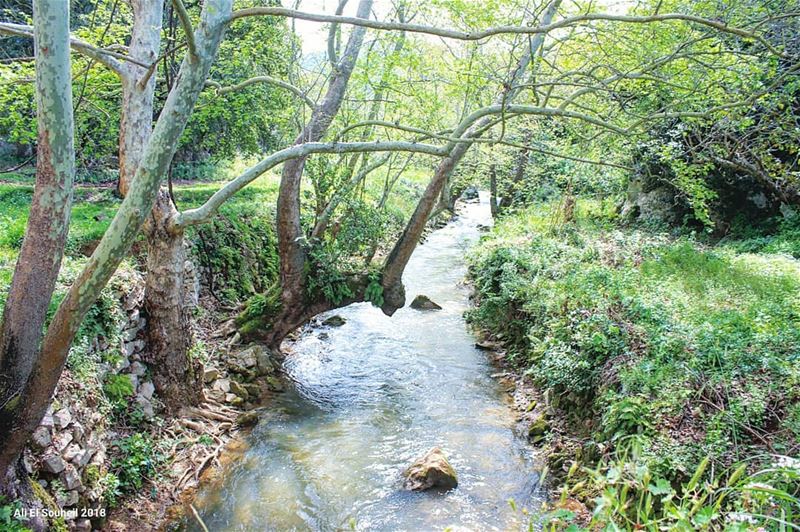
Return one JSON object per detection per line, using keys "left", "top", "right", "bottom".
{"left": 190, "top": 196, "right": 542, "bottom": 531}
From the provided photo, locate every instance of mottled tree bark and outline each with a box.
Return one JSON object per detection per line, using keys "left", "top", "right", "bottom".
{"left": 275, "top": 0, "right": 373, "bottom": 333}
{"left": 143, "top": 194, "right": 202, "bottom": 408}
{"left": 0, "top": 0, "right": 233, "bottom": 485}
{"left": 0, "top": 0, "right": 74, "bottom": 503}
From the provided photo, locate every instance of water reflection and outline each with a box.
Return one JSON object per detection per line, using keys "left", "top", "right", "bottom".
{"left": 190, "top": 195, "right": 542, "bottom": 531}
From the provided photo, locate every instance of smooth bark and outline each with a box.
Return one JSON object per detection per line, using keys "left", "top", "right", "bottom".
{"left": 0, "top": 0, "right": 75, "bottom": 492}
{"left": 0, "top": 0, "right": 233, "bottom": 479}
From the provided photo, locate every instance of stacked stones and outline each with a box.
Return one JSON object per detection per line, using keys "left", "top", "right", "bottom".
{"left": 205, "top": 345, "right": 284, "bottom": 408}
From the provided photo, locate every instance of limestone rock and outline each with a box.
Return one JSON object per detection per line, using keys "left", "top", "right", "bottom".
{"left": 53, "top": 431, "right": 74, "bottom": 452}
{"left": 62, "top": 444, "right": 82, "bottom": 463}
{"left": 129, "top": 361, "right": 147, "bottom": 377}
{"left": 138, "top": 381, "right": 155, "bottom": 401}
{"left": 42, "top": 454, "right": 67, "bottom": 474}
{"left": 213, "top": 378, "right": 231, "bottom": 393}
{"left": 410, "top": 295, "right": 443, "bottom": 311}
{"left": 203, "top": 367, "right": 220, "bottom": 383}
{"left": 53, "top": 408, "right": 72, "bottom": 429}
{"left": 135, "top": 396, "right": 155, "bottom": 420}
{"left": 229, "top": 380, "right": 249, "bottom": 400}
{"left": 61, "top": 465, "right": 82, "bottom": 490}
{"left": 403, "top": 447, "right": 458, "bottom": 490}
{"left": 265, "top": 376, "right": 285, "bottom": 392}
{"left": 31, "top": 426, "right": 52, "bottom": 449}
{"left": 233, "top": 346, "right": 258, "bottom": 368}
{"left": 235, "top": 411, "right": 259, "bottom": 427}
{"left": 528, "top": 413, "right": 549, "bottom": 444}
{"left": 255, "top": 348, "right": 275, "bottom": 376}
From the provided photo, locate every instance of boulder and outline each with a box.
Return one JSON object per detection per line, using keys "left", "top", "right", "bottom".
{"left": 403, "top": 447, "right": 458, "bottom": 491}
{"left": 410, "top": 295, "right": 442, "bottom": 311}
{"left": 233, "top": 346, "right": 258, "bottom": 369}
{"left": 235, "top": 411, "right": 259, "bottom": 427}
{"left": 53, "top": 432, "right": 74, "bottom": 452}
{"left": 322, "top": 315, "right": 346, "bottom": 327}
{"left": 255, "top": 349, "right": 275, "bottom": 376}
{"left": 462, "top": 186, "right": 479, "bottom": 200}
{"left": 264, "top": 376, "right": 285, "bottom": 392}
{"left": 229, "top": 380, "right": 249, "bottom": 400}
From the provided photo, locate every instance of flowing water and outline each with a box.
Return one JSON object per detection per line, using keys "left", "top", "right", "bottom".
{"left": 189, "top": 196, "right": 543, "bottom": 531}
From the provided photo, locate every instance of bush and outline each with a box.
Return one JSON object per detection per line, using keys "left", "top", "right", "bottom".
{"left": 468, "top": 200, "right": 800, "bottom": 507}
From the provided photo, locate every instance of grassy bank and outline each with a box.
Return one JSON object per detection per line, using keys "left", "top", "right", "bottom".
{"left": 467, "top": 201, "right": 800, "bottom": 529}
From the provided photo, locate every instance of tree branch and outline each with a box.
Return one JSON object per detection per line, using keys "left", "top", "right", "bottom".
{"left": 205, "top": 76, "right": 315, "bottom": 108}
{"left": 0, "top": 21, "right": 143, "bottom": 76}
{"left": 172, "top": 0, "right": 198, "bottom": 60}
{"left": 175, "top": 140, "right": 446, "bottom": 228}
{"left": 228, "top": 8, "right": 792, "bottom": 58}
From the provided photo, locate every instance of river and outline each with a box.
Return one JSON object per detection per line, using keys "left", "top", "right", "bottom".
{"left": 189, "top": 195, "right": 543, "bottom": 531}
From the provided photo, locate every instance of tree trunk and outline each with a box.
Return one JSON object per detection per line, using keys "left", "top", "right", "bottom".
{"left": 0, "top": 0, "right": 74, "bottom": 499}
{"left": 116, "top": 0, "right": 201, "bottom": 410}
{"left": 276, "top": 0, "right": 372, "bottom": 317}
{"left": 143, "top": 193, "right": 201, "bottom": 410}
{"left": 2, "top": 0, "right": 232, "bottom": 491}
{"left": 382, "top": 0, "right": 562, "bottom": 303}
{"left": 489, "top": 163, "right": 498, "bottom": 218}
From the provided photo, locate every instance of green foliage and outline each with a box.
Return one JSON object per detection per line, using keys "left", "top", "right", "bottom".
{"left": 111, "top": 433, "right": 164, "bottom": 494}
{"left": 0, "top": 496, "right": 32, "bottom": 532}
{"left": 103, "top": 374, "right": 134, "bottom": 411}
{"left": 189, "top": 198, "right": 279, "bottom": 304}
{"left": 543, "top": 452, "right": 800, "bottom": 531}
{"left": 468, "top": 200, "right": 800, "bottom": 516}
{"left": 236, "top": 282, "right": 282, "bottom": 337}
{"left": 364, "top": 271, "right": 384, "bottom": 308}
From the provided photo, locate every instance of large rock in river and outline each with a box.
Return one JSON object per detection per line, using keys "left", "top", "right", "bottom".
{"left": 410, "top": 295, "right": 442, "bottom": 311}
{"left": 403, "top": 447, "right": 458, "bottom": 490}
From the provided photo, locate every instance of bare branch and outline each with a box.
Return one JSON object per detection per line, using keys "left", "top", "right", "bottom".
{"left": 205, "top": 76, "right": 315, "bottom": 108}
{"left": 175, "top": 141, "right": 446, "bottom": 228}
{"left": 172, "top": 0, "right": 198, "bottom": 60}
{"left": 228, "top": 8, "right": 792, "bottom": 58}
{"left": 0, "top": 21, "right": 144, "bottom": 76}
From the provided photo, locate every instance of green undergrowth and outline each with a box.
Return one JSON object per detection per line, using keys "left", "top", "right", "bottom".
{"left": 467, "top": 199, "right": 800, "bottom": 528}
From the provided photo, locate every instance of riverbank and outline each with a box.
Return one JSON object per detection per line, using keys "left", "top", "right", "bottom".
{"left": 466, "top": 199, "right": 800, "bottom": 529}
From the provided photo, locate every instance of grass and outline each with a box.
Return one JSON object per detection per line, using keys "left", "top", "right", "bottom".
{"left": 467, "top": 199, "right": 800, "bottom": 528}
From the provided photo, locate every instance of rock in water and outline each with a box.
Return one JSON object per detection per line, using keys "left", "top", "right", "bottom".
{"left": 322, "top": 315, "right": 346, "bottom": 327}
{"left": 410, "top": 295, "right": 442, "bottom": 311}
{"left": 462, "top": 186, "right": 479, "bottom": 200}
{"left": 403, "top": 447, "right": 458, "bottom": 490}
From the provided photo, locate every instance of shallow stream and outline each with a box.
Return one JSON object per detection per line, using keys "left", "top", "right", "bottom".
{"left": 190, "top": 196, "right": 542, "bottom": 531}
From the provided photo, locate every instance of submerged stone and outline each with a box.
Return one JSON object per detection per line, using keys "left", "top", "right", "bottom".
{"left": 403, "top": 447, "right": 458, "bottom": 491}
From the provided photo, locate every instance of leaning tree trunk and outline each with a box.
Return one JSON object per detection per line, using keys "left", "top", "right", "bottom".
{"left": 382, "top": 0, "right": 562, "bottom": 303}
{"left": 0, "top": 0, "right": 74, "bottom": 511}
{"left": 267, "top": 0, "right": 373, "bottom": 347}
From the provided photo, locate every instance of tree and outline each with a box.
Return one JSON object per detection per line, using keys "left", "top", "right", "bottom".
{"left": 0, "top": 0, "right": 74, "bottom": 510}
